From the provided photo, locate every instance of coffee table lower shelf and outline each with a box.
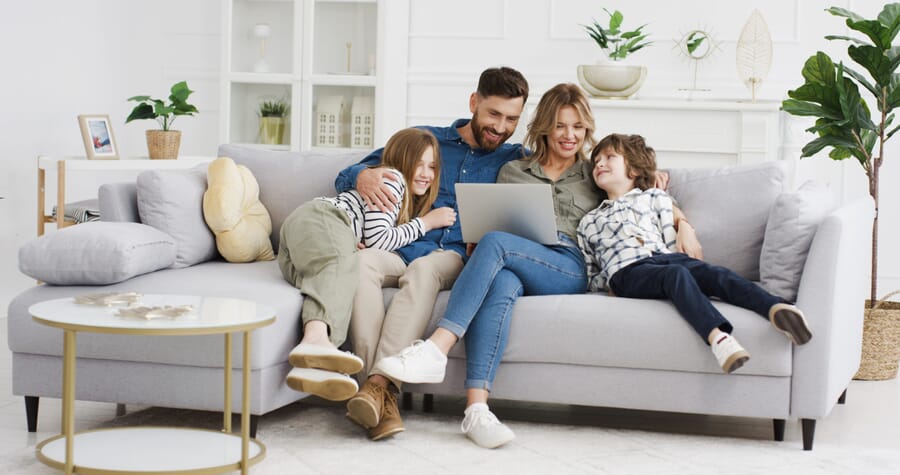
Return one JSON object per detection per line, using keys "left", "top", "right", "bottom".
{"left": 36, "top": 427, "right": 266, "bottom": 474}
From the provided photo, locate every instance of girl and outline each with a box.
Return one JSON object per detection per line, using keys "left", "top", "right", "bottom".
{"left": 278, "top": 128, "right": 456, "bottom": 402}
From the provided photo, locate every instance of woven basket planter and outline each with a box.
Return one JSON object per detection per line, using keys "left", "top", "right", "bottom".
{"left": 146, "top": 130, "right": 181, "bottom": 159}
{"left": 854, "top": 291, "right": 900, "bottom": 381}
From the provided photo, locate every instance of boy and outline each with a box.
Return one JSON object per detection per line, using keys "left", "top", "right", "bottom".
{"left": 576, "top": 134, "right": 812, "bottom": 373}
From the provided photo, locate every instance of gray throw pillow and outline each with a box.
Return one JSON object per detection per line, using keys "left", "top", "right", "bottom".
{"left": 666, "top": 161, "right": 786, "bottom": 281}
{"left": 759, "top": 180, "right": 836, "bottom": 301}
{"left": 137, "top": 167, "right": 218, "bottom": 268}
{"left": 18, "top": 222, "right": 176, "bottom": 285}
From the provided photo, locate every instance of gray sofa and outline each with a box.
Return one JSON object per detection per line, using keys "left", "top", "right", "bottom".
{"left": 8, "top": 144, "right": 873, "bottom": 449}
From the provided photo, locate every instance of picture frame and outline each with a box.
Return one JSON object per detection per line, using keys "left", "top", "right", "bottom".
{"left": 78, "top": 114, "right": 118, "bottom": 160}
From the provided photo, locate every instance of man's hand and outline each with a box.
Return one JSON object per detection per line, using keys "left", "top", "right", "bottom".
{"left": 676, "top": 222, "right": 703, "bottom": 259}
{"left": 357, "top": 167, "right": 400, "bottom": 212}
{"left": 654, "top": 171, "right": 670, "bottom": 191}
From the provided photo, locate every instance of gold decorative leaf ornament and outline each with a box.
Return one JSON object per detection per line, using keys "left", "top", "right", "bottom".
{"left": 735, "top": 9, "right": 772, "bottom": 102}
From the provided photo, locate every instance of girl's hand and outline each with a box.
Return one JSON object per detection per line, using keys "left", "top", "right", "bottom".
{"left": 422, "top": 206, "right": 456, "bottom": 231}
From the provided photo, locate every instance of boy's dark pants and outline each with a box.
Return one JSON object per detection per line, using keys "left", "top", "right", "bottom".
{"left": 608, "top": 253, "right": 781, "bottom": 343}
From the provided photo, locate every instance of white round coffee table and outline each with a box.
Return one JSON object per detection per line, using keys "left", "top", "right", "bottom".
{"left": 29, "top": 294, "right": 276, "bottom": 475}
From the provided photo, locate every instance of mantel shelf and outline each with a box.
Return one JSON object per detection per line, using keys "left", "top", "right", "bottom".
{"left": 586, "top": 98, "right": 783, "bottom": 113}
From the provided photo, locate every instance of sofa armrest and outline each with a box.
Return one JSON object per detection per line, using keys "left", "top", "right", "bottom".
{"left": 99, "top": 182, "right": 139, "bottom": 223}
{"left": 790, "top": 197, "right": 874, "bottom": 419}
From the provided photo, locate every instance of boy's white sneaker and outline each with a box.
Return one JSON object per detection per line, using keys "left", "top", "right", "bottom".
{"left": 769, "top": 303, "right": 813, "bottom": 345}
{"left": 711, "top": 333, "right": 750, "bottom": 374}
{"left": 285, "top": 367, "right": 358, "bottom": 401}
{"left": 461, "top": 404, "right": 515, "bottom": 449}
{"left": 373, "top": 339, "right": 447, "bottom": 384}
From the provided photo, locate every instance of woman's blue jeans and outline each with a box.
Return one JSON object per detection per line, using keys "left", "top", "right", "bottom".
{"left": 438, "top": 231, "right": 587, "bottom": 391}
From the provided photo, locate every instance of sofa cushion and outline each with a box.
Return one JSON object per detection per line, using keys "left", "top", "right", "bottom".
{"left": 137, "top": 167, "right": 218, "bottom": 268}
{"left": 666, "top": 161, "right": 786, "bottom": 281}
{"left": 18, "top": 222, "right": 176, "bottom": 285}
{"left": 203, "top": 157, "right": 275, "bottom": 262}
{"left": 218, "top": 144, "right": 366, "bottom": 249}
{"left": 760, "top": 180, "right": 836, "bottom": 302}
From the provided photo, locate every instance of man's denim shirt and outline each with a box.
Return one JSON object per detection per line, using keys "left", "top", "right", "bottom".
{"left": 334, "top": 119, "right": 526, "bottom": 263}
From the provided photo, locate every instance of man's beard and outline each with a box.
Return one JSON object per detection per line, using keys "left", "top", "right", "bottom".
{"left": 470, "top": 112, "right": 512, "bottom": 152}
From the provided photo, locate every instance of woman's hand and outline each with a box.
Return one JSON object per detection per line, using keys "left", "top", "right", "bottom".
{"left": 357, "top": 167, "right": 400, "bottom": 212}
{"left": 654, "top": 171, "right": 670, "bottom": 191}
{"left": 421, "top": 206, "right": 456, "bottom": 231}
{"left": 676, "top": 221, "right": 703, "bottom": 259}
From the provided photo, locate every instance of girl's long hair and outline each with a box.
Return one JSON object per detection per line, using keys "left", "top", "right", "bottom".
{"left": 381, "top": 128, "right": 441, "bottom": 224}
{"left": 524, "top": 83, "right": 596, "bottom": 165}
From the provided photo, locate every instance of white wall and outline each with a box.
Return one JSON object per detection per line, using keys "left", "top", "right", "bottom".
{"left": 1, "top": 0, "right": 897, "bottom": 313}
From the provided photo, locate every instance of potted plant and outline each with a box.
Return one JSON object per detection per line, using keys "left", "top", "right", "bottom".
{"left": 577, "top": 9, "right": 653, "bottom": 99}
{"left": 258, "top": 97, "right": 289, "bottom": 145}
{"left": 126, "top": 81, "right": 198, "bottom": 159}
{"left": 781, "top": 3, "right": 899, "bottom": 379}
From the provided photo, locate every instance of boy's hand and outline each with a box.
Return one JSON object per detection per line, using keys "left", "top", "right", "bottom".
{"left": 421, "top": 206, "right": 456, "bottom": 231}
{"left": 357, "top": 167, "right": 400, "bottom": 213}
{"left": 676, "top": 222, "right": 703, "bottom": 259}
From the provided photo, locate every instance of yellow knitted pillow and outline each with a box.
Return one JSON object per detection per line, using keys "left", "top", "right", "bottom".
{"left": 203, "top": 157, "right": 275, "bottom": 262}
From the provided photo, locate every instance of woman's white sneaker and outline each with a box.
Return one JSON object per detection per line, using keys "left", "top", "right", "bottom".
{"left": 461, "top": 403, "right": 515, "bottom": 449}
{"left": 373, "top": 339, "right": 447, "bottom": 384}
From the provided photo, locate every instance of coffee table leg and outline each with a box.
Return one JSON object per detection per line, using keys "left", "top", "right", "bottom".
{"left": 63, "top": 330, "right": 76, "bottom": 475}
{"left": 241, "top": 331, "right": 251, "bottom": 475}
{"left": 224, "top": 333, "right": 232, "bottom": 433}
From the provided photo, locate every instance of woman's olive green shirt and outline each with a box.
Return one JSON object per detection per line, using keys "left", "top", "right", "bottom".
{"left": 497, "top": 158, "right": 606, "bottom": 242}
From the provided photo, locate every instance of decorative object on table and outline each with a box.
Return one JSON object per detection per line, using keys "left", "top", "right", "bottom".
{"left": 315, "top": 95, "right": 348, "bottom": 147}
{"left": 74, "top": 292, "right": 143, "bottom": 306}
{"left": 350, "top": 96, "right": 374, "bottom": 149}
{"left": 258, "top": 96, "right": 289, "bottom": 145}
{"left": 126, "top": 81, "right": 198, "bottom": 159}
{"left": 116, "top": 304, "right": 194, "bottom": 320}
{"left": 735, "top": 9, "right": 773, "bottom": 103}
{"left": 675, "top": 28, "right": 720, "bottom": 97}
{"left": 77, "top": 114, "right": 118, "bottom": 160}
{"left": 253, "top": 23, "right": 271, "bottom": 73}
{"left": 781, "top": 3, "right": 899, "bottom": 380}
{"left": 578, "top": 8, "right": 652, "bottom": 99}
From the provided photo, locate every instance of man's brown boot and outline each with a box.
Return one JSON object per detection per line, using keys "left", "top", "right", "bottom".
{"left": 346, "top": 379, "right": 384, "bottom": 429}
{"left": 368, "top": 388, "right": 404, "bottom": 441}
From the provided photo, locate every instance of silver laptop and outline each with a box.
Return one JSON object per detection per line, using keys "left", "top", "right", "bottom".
{"left": 455, "top": 183, "right": 559, "bottom": 245}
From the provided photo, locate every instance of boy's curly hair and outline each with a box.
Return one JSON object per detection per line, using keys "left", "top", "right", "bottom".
{"left": 591, "top": 134, "right": 657, "bottom": 191}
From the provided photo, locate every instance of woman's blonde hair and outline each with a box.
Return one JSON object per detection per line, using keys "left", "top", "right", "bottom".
{"left": 381, "top": 128, "right": 441, "bottom": 224}
{"left": 592, "top": 134, "right": 657, "bottom": 191}
{"left": 524, "top": 83, "right": 596, "bottom": 165}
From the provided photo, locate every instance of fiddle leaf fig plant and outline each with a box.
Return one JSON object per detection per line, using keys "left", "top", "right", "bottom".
{"left": 781, "top": 3, "right": 899, "bottom": 302}
{"left": 582, "top": 8, "right": 652, "bottom": 61}
{"left": 126, "top": 81, "right": 198, "bottom": 131}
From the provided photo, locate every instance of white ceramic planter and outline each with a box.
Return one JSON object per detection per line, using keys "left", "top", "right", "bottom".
{"left": 577, "top": 64, "right": 647, "bottom": 99}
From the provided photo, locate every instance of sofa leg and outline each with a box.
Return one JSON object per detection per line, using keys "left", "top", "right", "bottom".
{"left": 244, "top": 415, "right": 260, "bottom": 438}
{"left": 801, "top": 419, "right": 816, "bottom": 450}
{"left": 773, "top": 419, "right": 785, "bottom": 441}
{"left": 423, "top": 393, "right": 434, "bottom": 413}
{"left": 401, "top": 392, "right": 413, "bottom": 411}
{"left": 838, "top": 389, "right": 847, "bottom": 405}
{"left": 25, "top": 396, "right": 39, "bottom": 432}
{"left": 116, "top": 403, "right": 127, "bottom": 417}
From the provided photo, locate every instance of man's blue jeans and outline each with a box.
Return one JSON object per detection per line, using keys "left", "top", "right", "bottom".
{"left": 438, "top": 231, "right": 587, "bottom": 391}
{"left": 608, "top": 253, "right": 782, "bottom": 343}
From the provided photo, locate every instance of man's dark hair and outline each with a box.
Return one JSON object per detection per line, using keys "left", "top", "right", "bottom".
{"left": 476, "top": 67, "right": 529, "bottom": 103}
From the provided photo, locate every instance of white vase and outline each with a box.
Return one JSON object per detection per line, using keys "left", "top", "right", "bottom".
{"left": 577, "top": 64, "right": 647, "bottom": 99}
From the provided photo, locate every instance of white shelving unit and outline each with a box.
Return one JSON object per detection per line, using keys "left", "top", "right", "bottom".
{"left": 220, "top": 0, "right": 409, "bottom": 152}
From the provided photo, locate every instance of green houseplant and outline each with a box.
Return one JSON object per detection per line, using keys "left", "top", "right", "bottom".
{"left": 577, "top": 9, "right": 652, "bottom": 99}
{"left": 258, "top": 97, "right": 289, "bottom": 145}
{"left": 781, "top": 3, "right": 899, "bottom": 379}
{"left": 126, "top": 81, "right": 198, "bottom": 159}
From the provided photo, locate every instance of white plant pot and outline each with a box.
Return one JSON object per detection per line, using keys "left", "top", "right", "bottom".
{"left": 577, "top": 64, "right": 648, "bottom": 99}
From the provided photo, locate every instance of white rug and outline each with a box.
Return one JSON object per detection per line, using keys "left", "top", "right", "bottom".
{"left": 5, "top": 398, "right": 899, "bottom": 474}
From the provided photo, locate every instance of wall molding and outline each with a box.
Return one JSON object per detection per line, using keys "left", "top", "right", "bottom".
{"left": 408, "top": 0, "right": 507, "bottom": 39}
